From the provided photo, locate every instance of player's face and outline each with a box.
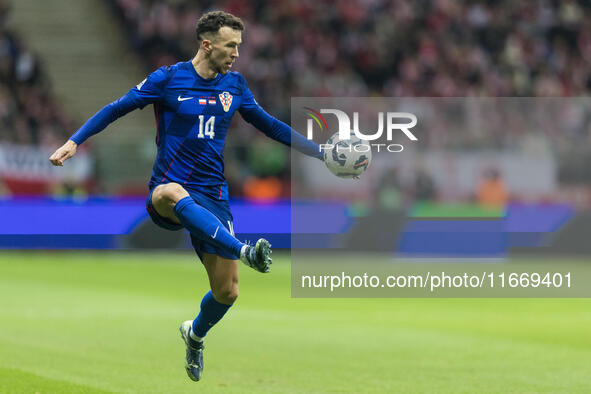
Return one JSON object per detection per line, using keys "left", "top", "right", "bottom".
{"left": 209, "top": 26, "right": 242, "bottom": 74}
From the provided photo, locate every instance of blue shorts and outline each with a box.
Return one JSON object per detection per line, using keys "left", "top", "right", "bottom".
{"left": 146, "top": 186, "right": 235, "bottom": 260}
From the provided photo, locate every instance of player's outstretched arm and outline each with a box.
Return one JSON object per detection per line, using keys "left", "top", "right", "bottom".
{"left": 48, "top": 67, "right": 169, "bottom": 167}
{"left": 242, "top": 108, "right": 324, "bottom": 160}
{"left": 239, "top": 102, "right": 323, "bottom": 160}
{"left": 49, "top": 139, "right": 77, "bottom": 166}
{"left": 47, "top": 92, "right": 143, "bottom": 166}
{"left": 237, "top": 75, "right": 323, "bottom": 160}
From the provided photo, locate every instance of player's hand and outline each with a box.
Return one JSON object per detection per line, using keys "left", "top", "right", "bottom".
{"left": 49, "top": 140, "right": 77, "bottom": 166}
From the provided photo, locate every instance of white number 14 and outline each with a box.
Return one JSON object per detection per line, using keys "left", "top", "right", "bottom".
{"left": 197, "top": 115, "right": 215, "bottom": 139}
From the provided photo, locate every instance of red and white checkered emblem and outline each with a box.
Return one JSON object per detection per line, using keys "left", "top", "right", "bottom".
{"left": 219, "top": 91, "right": 233, "bottom": 112}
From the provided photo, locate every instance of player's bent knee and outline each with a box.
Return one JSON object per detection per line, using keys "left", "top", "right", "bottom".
{"left": 213, "top": 287, "right": 238, "bottom": 305}
{"left": 162, "top": 182, "right": 189, "bottom": 201}
{"left": 153, "top": 183, "right": 189, "bottom": 207}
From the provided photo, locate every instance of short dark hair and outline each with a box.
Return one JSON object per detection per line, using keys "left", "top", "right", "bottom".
{"left": 195, "top": 11, "right": 244, "bottom": 41}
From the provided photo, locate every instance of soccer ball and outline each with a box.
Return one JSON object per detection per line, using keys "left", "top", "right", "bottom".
{"left": 323, "top": 132, "right": 372, "bottom": 178}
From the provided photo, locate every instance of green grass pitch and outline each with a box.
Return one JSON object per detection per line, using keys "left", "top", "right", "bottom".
{"left": 0, "top": 251, "right": 590, "bottom": 393}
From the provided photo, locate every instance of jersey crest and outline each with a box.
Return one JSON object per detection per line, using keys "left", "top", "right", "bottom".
{"left": 219, "top": 91, "right": 233, "bottom": 112}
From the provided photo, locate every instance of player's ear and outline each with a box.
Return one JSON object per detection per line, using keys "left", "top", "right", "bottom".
{"left": 201, "top": 39, "right": 213, "bottom": 53}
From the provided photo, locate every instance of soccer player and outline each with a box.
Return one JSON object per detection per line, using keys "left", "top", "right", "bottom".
{"left": 49, "top": 11, "right": 322, "bottom": 382}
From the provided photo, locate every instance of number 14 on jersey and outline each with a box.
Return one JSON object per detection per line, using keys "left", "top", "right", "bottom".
{"left": 198, "top": 115, "right": 215, "bottom": 139}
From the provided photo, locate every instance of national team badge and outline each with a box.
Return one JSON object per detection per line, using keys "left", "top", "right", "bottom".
{"left": 219, "top": 91, "right": 233, "bottom": 112}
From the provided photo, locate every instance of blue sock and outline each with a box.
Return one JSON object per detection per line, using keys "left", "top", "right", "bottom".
{"left": 192, "top": 291, "right": 232, "bottom": 338}
{"left": 173, "top": 196, "right": 244, "bottom": 259}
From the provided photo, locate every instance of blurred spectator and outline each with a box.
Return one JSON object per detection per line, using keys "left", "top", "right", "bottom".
{"left": 374, "top": 167, "right": 403, "bottom": 211}
{"left": 242, "top": 176, "right": 282, "bottom": 201}
{"left": 476, "top": 168, "right": 508, "bottom": 208}
{"left": 414, "top": 168, "right": 437, "bottom": 202}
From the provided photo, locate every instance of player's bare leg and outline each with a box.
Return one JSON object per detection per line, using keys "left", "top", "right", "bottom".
{"left": 201, "top": 253, "right": 239, "bottom": 305}
{"left": 151, "top": 182, "right": 188, "bottom": 224}
{"left": 179, "top": 254, "right": 238, "bottom": 381}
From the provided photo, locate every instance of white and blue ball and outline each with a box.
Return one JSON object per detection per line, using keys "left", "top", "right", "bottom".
{"left": 323, "top": 132, "right": 372, "bottom": 178}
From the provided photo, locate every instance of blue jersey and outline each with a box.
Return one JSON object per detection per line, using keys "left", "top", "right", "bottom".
{"left": 70, "top": 60, "right": 322, "bottom": 200}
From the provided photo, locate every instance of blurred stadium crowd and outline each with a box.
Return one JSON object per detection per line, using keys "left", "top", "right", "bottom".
{"left": 111, "top": 0, "right": 591, "bottom": 100}
{"left": 0, "top": 1, "right": 73, "bottom": 148}
{"left": 2, "top": 0, "right": 591, "bottom": 198}
{"left": 107, "top": 0, "right": 591, "bottom": 199}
